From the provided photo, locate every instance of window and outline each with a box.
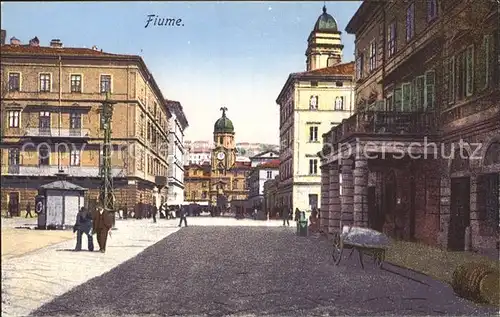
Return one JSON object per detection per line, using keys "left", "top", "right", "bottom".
{"left": 311, "top": 81, "right": 318, "bottom": 87}
{"left": 309, "top": 159, "right": 318, "bottom": 175}
{"left": 456, "top": 50, "right": 467, "bottom": 100}
{"left": 482, "top": 35, "right": 491, "bottom": 89}
{"left": 39, "top": 111, "right": 51, "bottom": 134}
{"left": 70, "top": 112, "right": 81, "bottom": 129}
{"left": 39, "top": 73, "right": 51, "bottom": 92}
{"left": 191, "top": 191, "right": 196, "bottom": 200}
{"left": 339, "top": 173, "right": 343, "bottom": 195}
{"left": 219, "top": 136, "right": 223, "bottom": 145}
{"left": 70, "top": 74, "right": 82, "bottom": 93}
{"left": 334, "top": 96, "right": 344, "bottom": 110}
{"left": 266, "top": 170, "right": 273, "bottom": 179}
{"left": 309, "top": 126, "right": 318, "bottom": 142}
{"left": 335, "top": 81, "right": 343, "bottom": 87}
{"left": 356, "top": 52, "right": 364, "bottom": 79}
{"left": 427, "top": 0, "right": 438, "bottom": 22}
{"left": 394, "top": 88, "right": 403, "bottom": 111}
{"left": 70, "top": 149, "right": 80, "bottom": 166}
{"left": 100, "top": 75, "right": 111, "bottom": 93}
{"left": 8, "top": 110, "right": 20, "bottom": 128}
{"left": 38, "top": 145, "right": 50, "bottom": 166}
{"left": 406, "top": 2, "right": 415, "bottom": 42}
{"left": 424, "top": 70, "right": 436, "bottom": 109}
{"left": 466, "top": 45, "right": 474, "bottom": 96}
{"left": 8, "top": 148, "right": 20, "bottom": 166}
{"left": 8, "top": 73, "right": 20, "bottom": 91}
{"left": 448, "top": 57, "right": 456, "bottom": 104}
{"left": 369, "top": 41, "right": 377, "bottom": 71}
{"left": 309, "top": 95, "right": 318, "bottom": 110}
{"left": 388, "top": 22, "right": 396, "bottom": 57}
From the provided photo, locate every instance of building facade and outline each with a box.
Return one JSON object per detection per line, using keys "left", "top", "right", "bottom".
{"left": 319, "top": 0, "right": 499, "bottom": 254}
{"left": 276, "top": 6, "right": 355, "bottom": 213}
{"left": 247, "top": 158, "right": 280, "bottom": 210}
{"left": 263, "top": 175, "right": 280, "bottom": 218}
{"left": 166, "top": 100, "right": 188, "bottom": 206}
{"left": 185, "top": 140, "right": 211, "bottom": 165}
{"left": 183, "top": 162, "right": 211, "bottom": 205}
{"left": 1, "top": 37, "right": 172, "bottom": 216}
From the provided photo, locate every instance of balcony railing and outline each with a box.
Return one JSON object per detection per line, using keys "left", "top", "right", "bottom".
{"left": 24, "top": 128, "right": 90, "bottom": 138}
{"left": 322, "top": 109, "right": 436, "bottom": 153}
{"left": 1, "top": 165, "right": 125, "bottom": 177}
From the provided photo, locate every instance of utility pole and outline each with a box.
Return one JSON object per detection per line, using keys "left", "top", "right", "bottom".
{"left": 99, "top": 92, "right": 116, "bottom": 217}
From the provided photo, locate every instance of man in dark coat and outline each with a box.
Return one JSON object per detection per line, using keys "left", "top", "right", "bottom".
{"left": 178, "top": 205, "right": 188, "bottom": 227}
{"left": 74, "top": 207, "right": 94, "bottom": 251}
{"left": 282, "top": 207, "right": 290, "bottom": 226}
{"left": 25, "top": 202, "right": 33, "bottom": 218}
{"left": 92, "top": 207, "right": 114, "bottom": 253}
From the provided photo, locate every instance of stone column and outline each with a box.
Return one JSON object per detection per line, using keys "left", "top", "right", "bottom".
{"left": 329, "top": 163, "right": 341, "bottom": 232}
{"left": 354, "top": 157, "right": 369, "bottom": 228}
{"left": 319, "top": 163, "right": 330, "bottom": 233}
{"left": 438, "top": 174, "right": 451, "bottom": 248}
{"left": 340, "top": 159, "right": 354, "bottom": 229}
{"left": 469, "top": 174, "right": 480, "bottom": 251}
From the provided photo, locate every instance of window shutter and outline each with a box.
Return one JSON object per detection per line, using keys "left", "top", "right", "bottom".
{"left": 402, "top": 83, "right": 411, "bottom": 111}
{"left": 394, "top": 88, "right": 402, "bottom": 111}
{"left": 411, "top": 79, "right": 417, "bottom": 111}
{"left": 448, "top": 57, "right": 455, "bottom": 104}
{"left": 416, "top": 76, "right": 425, "bottom": 110}
{"left": 466, "top": 45, "right": 474, "bottom": 96}
{"left": 425, "top": 70, "right": 436, "bottom": 109}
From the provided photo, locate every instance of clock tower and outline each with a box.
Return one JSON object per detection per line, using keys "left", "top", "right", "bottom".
{"left": 211, "top": 107, "right": 236, "bottom": 174}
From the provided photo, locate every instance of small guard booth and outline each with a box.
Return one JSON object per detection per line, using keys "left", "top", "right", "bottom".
{"left": 36, "top": 180, "right": 87, "bottom": 230}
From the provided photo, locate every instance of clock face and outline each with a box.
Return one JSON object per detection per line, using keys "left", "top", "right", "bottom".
{"left": 217, "top": 151, "right": 225, "bottom": 160}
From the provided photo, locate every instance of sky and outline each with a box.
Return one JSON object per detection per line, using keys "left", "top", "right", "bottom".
{"left": 1, "top": 1, "right": 361, "bottom": 144}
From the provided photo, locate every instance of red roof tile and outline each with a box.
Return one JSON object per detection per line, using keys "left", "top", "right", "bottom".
{"left": 257, "top": 159, "right": 280, "bottom": 169}
{"left": 295, "top": 61, "right": 355, "bottom": 77}
{"left": 1, "top": 44, "right": 134, "bottom": 58}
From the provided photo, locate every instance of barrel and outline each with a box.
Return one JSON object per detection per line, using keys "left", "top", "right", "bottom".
{"left": 452, "top": 262, "right": 499, "bottom": 304}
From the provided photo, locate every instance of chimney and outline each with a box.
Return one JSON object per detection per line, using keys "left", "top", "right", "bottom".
{"left": 10, "top": 37, "right": 21, "bottom": 46}
{"left": 0, "top": 29, "right": 6, "bottom": 45}
{"left": 29, "top": 36, "right": 40, "bottom": 47}
{"left": 49, "top": 39, "right": 63, "bottom": 48}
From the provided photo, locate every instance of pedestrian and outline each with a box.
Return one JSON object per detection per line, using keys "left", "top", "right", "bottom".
{"left": 152, "top": 204, "right": 157, "bottom": 223}
{"left": 178, "top": 205, "right": 188, "bottom": 227}
{"left": 74, "top": 207, "right": 94, "bottom": 251}
{"left": 282, "top": 207, "right": 290, "bottom": 226}
{"left": 92, "top": 207, "right": 113, "bottom": 253}
{"left": 294, "top": 208, "right": 300, "bottom": 222}
{"left": 25, "top": 202, "right": 33, "bottom": 218}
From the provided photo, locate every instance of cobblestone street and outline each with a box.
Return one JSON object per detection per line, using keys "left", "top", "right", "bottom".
{"left": 29, "top": 220, "right": 496, "bottom": 316}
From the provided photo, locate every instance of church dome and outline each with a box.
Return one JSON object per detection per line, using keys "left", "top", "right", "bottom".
{"left": 313, "top": 6, "right": 339, "bottom": 33}
{"left": 214, "top": 108, "right": 234, "bottom": 134}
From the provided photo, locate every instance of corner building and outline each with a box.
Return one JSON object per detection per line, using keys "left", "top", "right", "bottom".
{"left": 320, "top": 0, "right": 499, "bottom": 255}
{"left": 276, "top": 6, "right": 355, "bottom": 213}
{"left": 0, "top": 38, "right": 174, "bottom": 216}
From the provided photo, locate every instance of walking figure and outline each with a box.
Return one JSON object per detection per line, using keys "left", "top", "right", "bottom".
{"left": 73, "top": 207, "right": 94, "bottom": 251}
{"left": 282, "top": 207, "right": 290, "bottom": 226}
{"left": 25, "top": 202, "right": 33, "bottom": 218}
{"left": 92, "top": 207, "right": 113, "bottom": 253}
{"left": 178, "top": 205, "right": 188, "bottom": 227}
{"left": 152, "top": 204, "right": 157, "bottom": 223}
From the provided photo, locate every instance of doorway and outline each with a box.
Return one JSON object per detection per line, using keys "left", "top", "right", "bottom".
{"left": 478, "top": 173, "right": 499, "bottom": 233}
{"left": 448, "top": 177, "right": 471, "bottom": 251}
{"left": 8, "top": 192, "right": 20, "bottom": 217}
{"left": 368, "top": 186, "right": 384, "bottom": 231}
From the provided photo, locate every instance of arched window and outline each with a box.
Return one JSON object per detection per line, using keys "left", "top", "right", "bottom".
{"left": 484, "top": 142, "right": 500, "bottom": 166}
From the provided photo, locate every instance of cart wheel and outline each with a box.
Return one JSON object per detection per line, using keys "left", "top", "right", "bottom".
{"left": 331, "top": 233, "right": 343, "bottom": 265}
{"left": 374, "top": 250, "right": 385, "bottom": 268}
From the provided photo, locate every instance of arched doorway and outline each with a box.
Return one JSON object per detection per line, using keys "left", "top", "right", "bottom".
{"left": 448, "top": 148, "right": 471, "bottom": 251}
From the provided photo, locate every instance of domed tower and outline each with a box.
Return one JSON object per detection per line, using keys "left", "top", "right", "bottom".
{"left": 306, "top": 5, "right": 344, "bottom": 71}
{"left": 212, "top": 107, "right": 236, "bottom": 175}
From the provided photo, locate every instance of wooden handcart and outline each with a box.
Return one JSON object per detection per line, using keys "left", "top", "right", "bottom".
{"left": 331, "top": 226, "right": 389, "bottom": 269}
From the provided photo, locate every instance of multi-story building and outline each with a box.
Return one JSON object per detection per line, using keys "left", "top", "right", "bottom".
{"left": 1, "top": 36, "right": 172, "bottom": 216}
{"left": 249, "top": 150, "right": 279, "bottom": 167}
{"left": 247, "top": 158, "right": 280, "bottom": 210}
{"left": 183, "top": 162, "right": 211, "bottom": 205}
{"left": 276, "top": 6, "right": 355, "bottom": 213}
{"left": 166, "top": 100, "right": 188, "bottom": 206}
{"left": 320, "top": 0, "right": 499, "bottom": 254}
{"left": 184, "top": 140, "right": 211, "bottom": 165}
{"left": 263, "top": 175, "right": 280, "bottom": 218}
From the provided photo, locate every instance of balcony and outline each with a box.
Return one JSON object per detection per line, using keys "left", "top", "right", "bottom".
{"left": 1, "top": 165, "right": 126, "bottom": 177}
{"left": 24, "top": 128, "right": 90, "bottom": 139}
{"left": 322, "top": 107, "right": 437, "bottom": 155}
